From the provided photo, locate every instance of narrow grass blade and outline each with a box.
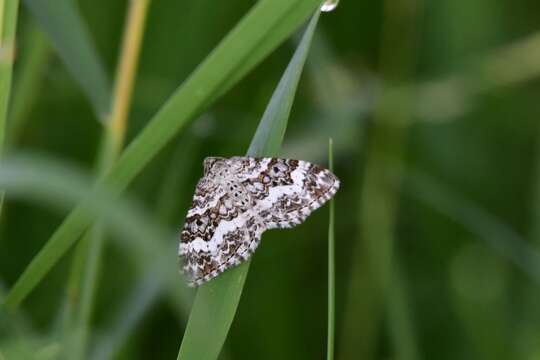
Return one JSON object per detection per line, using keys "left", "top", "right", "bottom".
{"left": 155, "top": 136, "right": 202, "bottom": 224}
{"left": 0, "top": 154, "right": 190, "bottom": 359}
{"left": 209, "top": 1, "right": 325, "bottom": 105}
{"left": 89, "top": 137, "right": 200, "bottom": 360}
{"left": 403, "top": 170, "right": 540, "bottom": 283}
{"left": 0, "top": 0, "right": 20, "bottom": 216}
{"left": 327, "top": 138, "right": 335, "bottom": 360}
{"left": 7, "top": 22, "right": 49, "bottom": 146}
{"left": 0, "top": 155, "right": 192, "bottom": 352}
{"left": 89, "top": 266, "right": 176, "bottom": 360}
{"left": 63, "top": 1, "right": 151, "bottom": 358}
{"left": 23, "top": 0, "right": 111, "bottom": 119}
{"left": 341, "top": 0, "right": 420, "bottom": 358}
{"left": 176, "top": 11, "right": 321, "bottom": 360}
{"left": 4, "top": 0, "right": 321, "bottom": 311}
{"left": 0, "top": 154, "right": 181, "bottom": 289}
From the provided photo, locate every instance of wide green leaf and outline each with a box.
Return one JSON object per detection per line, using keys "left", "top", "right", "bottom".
{"left": 3, "top": 0, "right": 321, "bottom": 310}
{"left": 176, "top": 11, "right": 321, "bottom": 360}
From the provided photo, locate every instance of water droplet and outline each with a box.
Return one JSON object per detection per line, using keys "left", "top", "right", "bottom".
{"left": 321, "top": 0, "right": 339, "bottom": 12}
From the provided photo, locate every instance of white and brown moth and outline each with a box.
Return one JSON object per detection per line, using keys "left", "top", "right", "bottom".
{"left": 179, "top": 156, "right": 340, "bottom": 286}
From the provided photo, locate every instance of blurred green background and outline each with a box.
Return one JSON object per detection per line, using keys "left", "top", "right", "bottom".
{"left": 2, "top": 0, "right": 540, "bottom": 359}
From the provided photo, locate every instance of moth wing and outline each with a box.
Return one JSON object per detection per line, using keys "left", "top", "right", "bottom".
{"left": 179, "top": 171, "right": 262, "bottom": 286}
{"left": 179, "top": 157, "right": 339, "bottom": 286}
{"left": 180, "top": 207, "right": 263, "bottom": 286}
{"left": 242, "top": 158, "right": 339, "bottom": 229}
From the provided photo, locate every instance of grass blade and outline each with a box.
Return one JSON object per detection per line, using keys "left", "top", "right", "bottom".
{"left": 0, "top": 154, "right": 181, "bottom": 285}
{"left": 176, "top": 11, "right": 321, "bottom": 360}
{"left": 63, "top": 1, "right": 151, "bottom": 358}
{"left": 0, "top": 0, "right": 19, "bottom": 145}
{"left": 7, "top": 22, "right": 49, "bottom": 146}
{"left": 209, "top": 1, "right": 325, "bottom": 106}
{"left": 327, "top": 138, "right": 335, "bottom": 360}
{"left": 22, "top": 0, "right": 111, "bottom": 119}
{"left": 0, "top": 0, "right": 20, "bottom": 216}
{"left": 404, "top": 170, "right": 540, "bottom": 283}
{"left": 89, "top": 136, "right": 201, "bottom": 359}
{"left": 3, "top": 0, "right": 321, "bottom": 311}
{"left": 89, "top": 266, "right": 172, "bottom": 360}
{"left": 341, "top": 0, "right": 420, "bottom": 358}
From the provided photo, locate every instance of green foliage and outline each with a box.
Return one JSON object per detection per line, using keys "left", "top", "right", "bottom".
{"left": 22, "top": 0, "right": 110, "bottom": 119}
{"left": 177, "top": 12, "right": 320, "bottom": 360}
{"left": 0, "top": 0, "right": 20, "bottom": 153}
{"left": 2, "top": 0, "right": 540, "bottom": 359}
{"left": 3, "top": 0, "right": 321, "bottom": 310}
{"left": 327, "top": 138, "right": 335, "bottom": 360}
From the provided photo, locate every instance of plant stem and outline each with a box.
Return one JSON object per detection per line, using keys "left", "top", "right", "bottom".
{"left": 107, "top": 0, "right": 150, "bottom": 155}
{"left": 327, "top": 138, "right": 335, "bottom": 360}
{"left": 65, "top": 0, "right": 151, "bottom": 357}
{"left": 0, "top": 0, "right": 19, "bottom": 217}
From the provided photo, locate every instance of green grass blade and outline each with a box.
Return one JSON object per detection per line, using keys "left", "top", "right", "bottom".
{"left": 0, "top": 0, "right": 20, "bottom": 216}
{"left": 176, "top": 11, "right": 321, "bottom": 360}
{"left": 0, "top": 153, "right": 192, "bottom": 277}
{"left": 105, "top": 0, "right": 321, "bottom": 192}
{"left": 342, "top": 0, "right": 420, "bottom": 358}
{"left": 64, "top": 1, "right": 151, "bottom": 357}
{"left": 22, "top": 0, "right": 111, "bottom": 119}
{"left": 327, "top": 138, "right": 335, "bottom": 360}
{"left": 209, "top": 1, "right": 326, "bottom": 105}
{"left": 7, "top": 23, "right": 49, "bottom": 146}
{"left": 89, "top": 138, "right": 201, "bottom": 360}
{"left": 0, "top": 0, "right": 20, "bottom": 139}
{"left": 155, "top": 136, "right": 202, "bottom": 224}
{"left": 3, "top": 0, "right": 321, "bottom": 311}
{"left": 89, "top": 266, "right": 174, "bottom": 360}
{"left": 0, "top": 154, "right": 174, "bottom": 267}
{"left": 0, "top": 156, "right": 192, "bottom": 333}
{"left": 404, "top": 170, "right": 540, "bottom": 283}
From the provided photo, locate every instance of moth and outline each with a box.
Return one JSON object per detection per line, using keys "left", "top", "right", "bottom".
{"left": 179, "top": 156, "right": 340, "bottom": 286}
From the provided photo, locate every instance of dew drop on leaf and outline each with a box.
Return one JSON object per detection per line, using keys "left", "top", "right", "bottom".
{"left": 321, "top": 0, "right": 339, "bottom": 12}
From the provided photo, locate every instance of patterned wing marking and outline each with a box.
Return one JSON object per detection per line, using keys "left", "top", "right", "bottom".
{"left": 252, "top": 159, "right": 340, "bottom": 229}
{"left": 179, "top": 159, "right": 262, "bottom": 286}
{"left": 180, "top": 210, "right": 263, "bottom": 286}
{"left": 179, "top": 156, "right": 339, "bottom": 286}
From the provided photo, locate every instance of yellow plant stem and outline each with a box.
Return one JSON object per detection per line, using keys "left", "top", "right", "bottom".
{"left": 64, "top": 0, "right": 151, "bottom": 358}
{"left": 109, "top": 0, "right": 150, "bottom": 151}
